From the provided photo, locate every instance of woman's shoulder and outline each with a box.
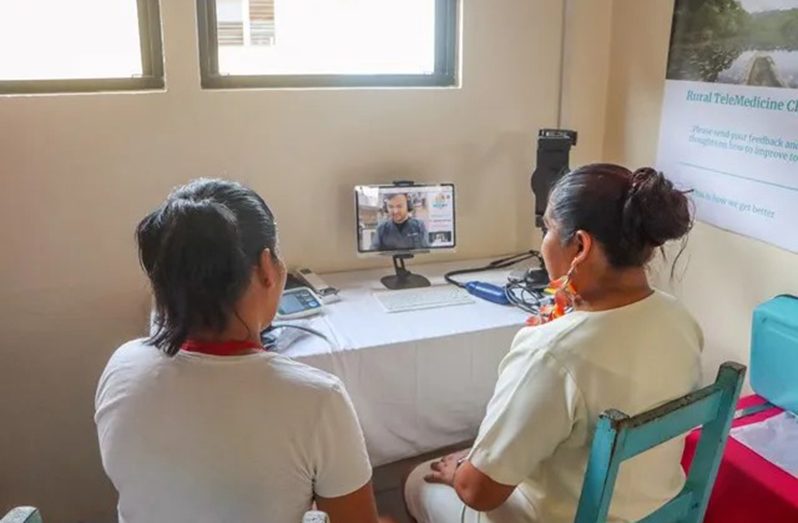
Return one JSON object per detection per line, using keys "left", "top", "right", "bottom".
{"left": 103, "top": 340, "right": 343, "bottom": 391}
{"left": 96, "top": 338, "right": 167, "bottom": 406}
{"left": 265, "top": 354, "right": 346, "bottom": 394}
{"left": 650, "top": 289, "right": 699, "bottom": 320}
{"left": 648, "top": 289, "right": 704, "bottom": 344}
{"left": 258, "top": 356, "right": 357, "bottom": 421}
{"left": 625, "top": 290, "right": 702, "bottom": 341}
{"left": 104, "top": 338, "right": 166, "bottom": 369}
{"left": 511, "top": 312, "right": 590, "bottom": 354}
{"left": 527, "top": 291, "right": 701, "bottom": 361}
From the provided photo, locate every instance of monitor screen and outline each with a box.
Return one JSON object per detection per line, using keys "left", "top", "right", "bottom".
{"left": 355, "top": 183, "right": 456, "bottom": 253}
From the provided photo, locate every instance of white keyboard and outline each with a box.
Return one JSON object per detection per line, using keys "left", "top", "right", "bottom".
{"left": 373, "top": 285, "right": 475, "bottom": 313}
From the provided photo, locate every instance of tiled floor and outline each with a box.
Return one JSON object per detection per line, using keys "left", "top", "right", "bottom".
{"left": 376, "top": 487, "right": 412, "bottom": 523}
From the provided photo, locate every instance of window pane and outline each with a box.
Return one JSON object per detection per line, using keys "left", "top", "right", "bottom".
{"left": 215, "top": 0, "right": 437, "bottom": 76}
{"left": 0, "top": 0, "right": 142, "bottom": 81}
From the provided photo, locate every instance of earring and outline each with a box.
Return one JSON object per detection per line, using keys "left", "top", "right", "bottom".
{"left": 526, "top": 264, "right": 578, "bottom": 326}
{"left": 559, "top": 264, "right": 578, "bottom": 296}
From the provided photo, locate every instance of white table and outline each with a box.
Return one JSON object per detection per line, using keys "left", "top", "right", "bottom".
{"left": 281, "top": 259, "right": 530, "bottom": 466}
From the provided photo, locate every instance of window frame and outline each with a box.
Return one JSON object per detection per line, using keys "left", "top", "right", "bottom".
{"left": 196, "top": 0, "right": 458, "bottom": 89}
{"left": 0, "top": 0, "right": 165, "bottom": 95}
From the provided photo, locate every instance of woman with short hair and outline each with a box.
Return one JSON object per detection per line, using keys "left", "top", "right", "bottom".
{"left": 95, "top": 179, "right": 384, "bottom": 523}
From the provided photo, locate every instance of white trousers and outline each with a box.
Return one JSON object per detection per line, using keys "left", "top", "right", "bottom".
{"left": 404, "top": 459, "right": 536, "bottom": 523}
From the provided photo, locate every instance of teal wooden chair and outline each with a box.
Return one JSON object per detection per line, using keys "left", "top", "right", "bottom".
{"left": 575, "top": 361, "right": 746, "bottom": 523}
{"left": 1, "top": 507, "right": 327, "bottom": 522}
{"left": 0, "top": 508, "right": 42, "bottom": 523}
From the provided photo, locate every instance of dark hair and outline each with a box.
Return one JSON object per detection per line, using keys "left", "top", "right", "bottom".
{"left": 548, "top": 163, "right": 692, "bottom": 268}
{"left": 136, "top": 179, "right": 278, "bottom": 356}
{"left": 384, "top": 193, "right": 414, "bottom": 212}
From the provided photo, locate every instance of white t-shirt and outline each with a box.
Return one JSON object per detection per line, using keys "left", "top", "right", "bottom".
{"left": 469, "top": 291, "right": 703, "bottom": 523}
{"left": 95, "top": 339, "right": 372, "bottom": 523}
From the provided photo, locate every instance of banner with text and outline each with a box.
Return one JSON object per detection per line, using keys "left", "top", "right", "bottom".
{"left": 657, "top": 0, "right": 798, "bottom": 252}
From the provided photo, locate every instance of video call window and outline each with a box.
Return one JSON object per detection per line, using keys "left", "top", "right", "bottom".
{"left": 355, "top": 184, "right": 455, "bottom": 253}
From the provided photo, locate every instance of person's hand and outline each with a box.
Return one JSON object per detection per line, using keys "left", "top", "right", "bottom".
{"left": 424, "top": 449, "right": 469, "bottom": 487}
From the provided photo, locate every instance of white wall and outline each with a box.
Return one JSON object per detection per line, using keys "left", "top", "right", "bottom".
{"left": 603, "top": 0, "right": 798, "bottom": 389}
{"left": 560, "top": 0, "right": 613, "bottom": 166}
{"left": 0, "top": 1, "right": 579, "bottom": 521}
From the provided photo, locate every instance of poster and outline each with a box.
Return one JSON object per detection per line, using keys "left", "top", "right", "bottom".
{"left": 657, "top": 0, "right": 798, "bottom": 252}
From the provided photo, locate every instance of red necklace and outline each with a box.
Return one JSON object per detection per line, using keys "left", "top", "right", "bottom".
{"left": 180, "top": 339, "right": 264, "bottom": 356}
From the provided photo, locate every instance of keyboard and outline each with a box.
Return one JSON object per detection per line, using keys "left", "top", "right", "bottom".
{"left": 373, "top": 285, "right": 475, "bottom": 313}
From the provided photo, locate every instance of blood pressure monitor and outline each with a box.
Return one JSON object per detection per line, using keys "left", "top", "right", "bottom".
{"left": 277, "top": 287, "right": 324, "bottom": 320}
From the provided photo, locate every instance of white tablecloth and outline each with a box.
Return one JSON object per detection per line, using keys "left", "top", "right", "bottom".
{"left": 281, "top": 259, "right": 530, "bottom": 465}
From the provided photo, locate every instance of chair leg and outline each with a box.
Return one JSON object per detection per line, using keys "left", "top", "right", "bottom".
{"left": 1, "top": 507, "right": 43, "bottom": 523}
{"left": 682, "top": 363, "right": 745, "bottom": 523}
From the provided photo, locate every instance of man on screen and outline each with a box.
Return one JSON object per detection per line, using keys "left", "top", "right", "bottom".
{"left": 371, "top": 193, "right": 429, "bottom": 251}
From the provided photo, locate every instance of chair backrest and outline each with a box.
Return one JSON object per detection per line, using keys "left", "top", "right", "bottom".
{"left": 574, "top": 361, "right": 746, "bottom": 523}
{"left": 1, "top": 507, "right": 43, "bottom": 523}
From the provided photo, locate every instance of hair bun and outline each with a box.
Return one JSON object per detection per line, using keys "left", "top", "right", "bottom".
{"left": 622, "top": 167, "right": 692, "bottom": 248}
{"left": 629, "top": 167, "right": 658, "bottom": 192}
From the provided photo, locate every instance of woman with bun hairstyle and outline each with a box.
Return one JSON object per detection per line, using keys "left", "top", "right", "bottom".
{"left": 405, "top": 165, "right": 702, "bottom": 523}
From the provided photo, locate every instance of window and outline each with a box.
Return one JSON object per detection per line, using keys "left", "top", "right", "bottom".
{"left": 0, "top": 0, "right": 164, "bottom": 94}
{"left": 197, "top": 0, "right": 458, "bottom": 88}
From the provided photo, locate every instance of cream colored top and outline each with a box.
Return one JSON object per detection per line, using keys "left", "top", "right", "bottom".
{"left": 470, "top": 291, "right": 703, "bottom": 523}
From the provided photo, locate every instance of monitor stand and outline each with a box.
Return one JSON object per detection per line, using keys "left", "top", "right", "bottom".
{"left": 381, "top": 254, "right": 431, "bottom": 290}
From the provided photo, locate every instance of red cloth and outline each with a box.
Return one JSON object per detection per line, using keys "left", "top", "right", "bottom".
{"left": 682, "top": 394, "right": 798, "bottom": 523}
{"left": 181, "top": 339, "right": 264, "bottom": 356}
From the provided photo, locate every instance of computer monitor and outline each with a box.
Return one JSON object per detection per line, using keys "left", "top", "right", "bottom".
{"left": 354, "top": 183, "right": 455, "bottom": 289}
{"left": 355, "top": 183, "right": 456, "bottom": 254}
